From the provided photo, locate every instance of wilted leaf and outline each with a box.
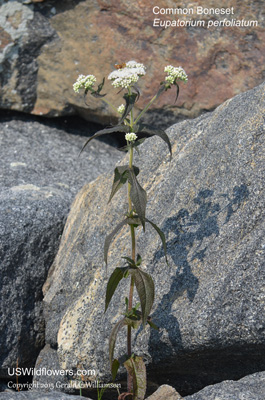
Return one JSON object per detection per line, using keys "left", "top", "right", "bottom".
{"left": 131, "top": 268, "right": 154, "bottom": 327}
{"left": 128, "top": 169, "right": 147, "bottom": 230}
{"left": 124, "top": 355, "right": 146, "bottom": 400}
{"left": 104, "top": 219, "right": 128, "bottom": 266}
{"left": 105, "top": 267, "right": 129, "bottom": 312}
{"left": 124, "top": 315, "right": 141, "bottom": 330}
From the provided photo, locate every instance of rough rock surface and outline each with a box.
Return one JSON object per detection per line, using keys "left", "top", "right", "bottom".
{"left": 0, "top": 114, "right": 121, "bottom": 378}
{"left": 184, "top": 371, "right": 265, "bottom": 400}
{"left": 42, "top": 80, "right": 265, "bottom": 395}
{"left": 146, "top": 384, "right": 183, "bottom": 399}
{"left": 32, "top": 345, "right": 68, "bottom": 393}
{"left": 0, "top": 392, "right": 90, "bottom": 400}
{"left": 0, "top": 1, "right": 265, "bottom": 126}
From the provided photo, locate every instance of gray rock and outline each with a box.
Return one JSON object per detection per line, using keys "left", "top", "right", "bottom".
{"left": 0, "top": 116, "right": 122, "bottom": 378}
{"left": 184, "top": 371, "right": 265, "bottom": 400}
{"left": 32, "top": 345, "right": 68, "bottom": 393}
{"left": 0, "top": 391, "right": 90, "bottom": 400}
{"left": 43, "top": 82, "right": 265, "bottom": 393}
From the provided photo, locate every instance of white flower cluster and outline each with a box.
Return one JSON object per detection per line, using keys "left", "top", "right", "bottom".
{"left": 108, "top": 61, "right": 146, "bottom": 89}
{"left": 125, "top": 132, "right": 138, "bottom": 142}
{"left": 73, "top": 74, "right": 96, "bottom": 93}
{"left": 164, "top": 65, "right": 188, "bottom": 84}
{"left": 117, "top": 104, "right": 125, "bottom": 114}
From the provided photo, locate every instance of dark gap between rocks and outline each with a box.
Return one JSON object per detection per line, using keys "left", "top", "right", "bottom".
{"left": 0, "top": 109, "right": 125, "bottom": 148}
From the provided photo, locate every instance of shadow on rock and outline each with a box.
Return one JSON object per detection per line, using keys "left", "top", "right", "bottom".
{"left": 147, "top": 185, "right": 250, "bottom": 394}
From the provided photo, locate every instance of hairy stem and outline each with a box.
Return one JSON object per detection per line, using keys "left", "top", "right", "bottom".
{"left": 127, "top": 137, "right": 135, "bottom": 393}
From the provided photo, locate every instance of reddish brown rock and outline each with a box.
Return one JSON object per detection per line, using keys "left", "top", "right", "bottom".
{"left": 0, "top": 1, "right": 264, "bottom": 125}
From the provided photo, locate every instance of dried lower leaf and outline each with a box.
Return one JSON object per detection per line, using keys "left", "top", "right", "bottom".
{"left": 124, "top": 355, "right": 146, "bottom": 400}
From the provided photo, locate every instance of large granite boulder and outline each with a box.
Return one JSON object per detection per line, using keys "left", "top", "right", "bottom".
{"left": 184, "top": 371, "right": 265, "bottom": 400}
{"left": 0, "top": 0, "right": 265, "bottom": 126}
{"left": 0, "top": 114, "right": 121, "bottom": 378}
{"left": 42, "top": 80, "right": 265, "bottom": 395}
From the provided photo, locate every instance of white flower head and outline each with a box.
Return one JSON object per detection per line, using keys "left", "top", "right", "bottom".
{"left": 108, "top": 60, "right": 146, "bottom": 89}
{"left": 125, "top": 132, "right": 138, "bottom": 142}
{"left": 73, "top": 74, "right": 96, "bottom": 93}
{"left": 164, "top": 65, "right": 188, "bottom": 84}
{"left": 117, "top": 104, "right": 125, "bottom": 114}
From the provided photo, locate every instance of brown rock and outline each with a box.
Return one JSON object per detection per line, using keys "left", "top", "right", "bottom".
{"left": 0, "top": 1, "right": 264, "bottom": 125}
{"left": 145, "top": 384, "right": 183, "bottom": 400}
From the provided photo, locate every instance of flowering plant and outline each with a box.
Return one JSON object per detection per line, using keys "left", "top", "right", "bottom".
{"left": 73, "top": 61, "right": 187, "bottom": 400}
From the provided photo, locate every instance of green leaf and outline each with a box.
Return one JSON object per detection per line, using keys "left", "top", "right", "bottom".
{"left": 136, "top": 254, "right": 142, "bottom": 266}
{"left": 135, "top": 124, "right": 172, "bottom": 159}
{"left": 105, "top": 267, "right": 129, "bottom": 312}
{"left": 147, "top": 319, "right": 159, "bottom": 330}
{"left": 79, "top": 125, "right": 129, "bottom": 155}
{"left": 90, "top": 77, "right": 106, "bottom": 98}
{"left": 111, "top": 359, "right": 120, "bottom": 381}
{"left": 108, "top": 165, "right": 140, "bottom": 203}
{"left": 145, "top": 218, "right": 168, "bottom": 263}
{"left": 131, "top": 268, "right": 155, "bottom": 327}
{"left": 173, "top": 81, "right": 180, "bottom": 103}
{"left": 128, "top": 169, "right": 147, "bottom": 230}
{"left": 108, "top": 166, "right": 129, "bottom": 203}
{"left": 124, "top": 355, "right": 146, "bottom": 400}
{"left": 122, "top": 256, "right": 135, "bottom": 266}
{"left": 104, "top": 219, "right": 128, "bottom": 266}
{"left": 109, "top": 318, "right": 126, "bottom": 366}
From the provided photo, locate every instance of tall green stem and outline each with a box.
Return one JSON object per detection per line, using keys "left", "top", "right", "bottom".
{"left": 127, "top": 132, "right": 135, "bottom": 393}
{"left": 134, "top": 93, "right": 158, "bottom": 125}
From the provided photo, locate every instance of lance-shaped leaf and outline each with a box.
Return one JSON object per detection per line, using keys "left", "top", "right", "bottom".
{"left": 128, "top": 169, "right": 147, "bottom": 230}
{"left": 111, "top": 358, "right": 120, "bottom": 381}
{"left": 80, "top": 125, "right": 129, "bottom": 155}
{"left": 105, "top": 267, "right": 129, "bottom": 312}
{"left": 119, "top": 92, "right": 138, "bottom": 124}
{"left": 108, "top": 166, "right": 128, "bottom": 203}
{"left": 131, "top": 268, "right": 154, "bottom": 327}
{"left": 124, "top": 355, "right": 146, "bottom": 400}
{"left": 145, "top": 217, "right": 168, "bottom": 263}
{"left": 104, "top": 219, "right": 128, "bottom": 266}
{"left": 135, "top": 124, "right": 172, "bottom": 159}
{"left": 108, "top": 165, "right": 140, "bottom": 203}
{"left": 109, "top": 318, "right": 126, "bottom": 366}
{"left": 173, "top": 81, "right": 180, "bottom": 103}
